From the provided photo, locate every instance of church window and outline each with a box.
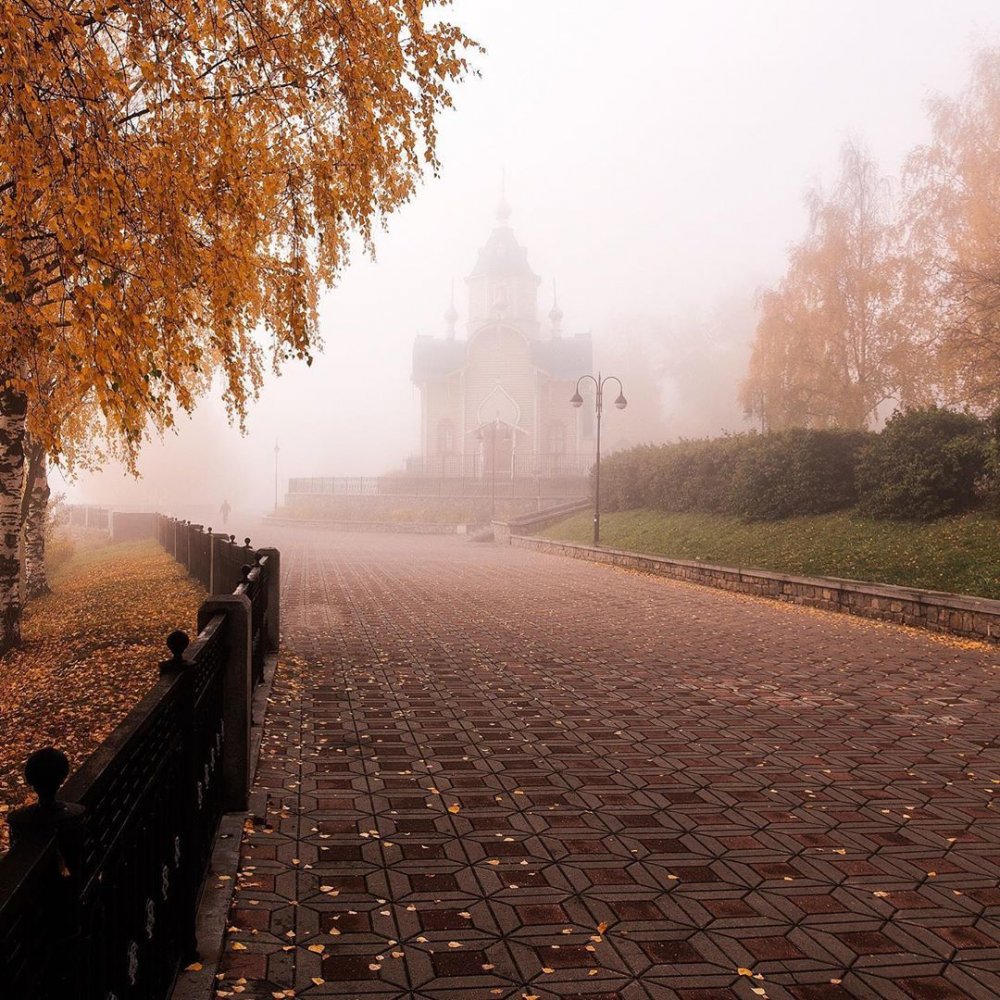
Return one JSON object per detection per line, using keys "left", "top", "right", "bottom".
{"left": 436, "top": 420, "right": 455, "bottom": 455}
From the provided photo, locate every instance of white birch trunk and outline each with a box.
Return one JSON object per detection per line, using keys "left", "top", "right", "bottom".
{"left": 0, "top": 386, "right": 27, "bottom": 654}
{"left": 23, "top": 446, "right": 50, "bottom": 600}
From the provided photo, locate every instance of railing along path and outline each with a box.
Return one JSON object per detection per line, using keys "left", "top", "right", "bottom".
{"left": 0, "top": 516, "right": 279, "bottom": 1000}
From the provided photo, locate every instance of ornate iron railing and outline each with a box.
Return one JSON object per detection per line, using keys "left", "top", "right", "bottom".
{"left": 156, "top": 517, "right": 271, "bottom": 689}
{"left": 0, "top": 628, "right": 225, "bottom": 1000}
{"left": 0, "top": 517, "right": 279, "bottom": 1000}
{"left": 287, "top": 469, "right": 591, "bottom": 499}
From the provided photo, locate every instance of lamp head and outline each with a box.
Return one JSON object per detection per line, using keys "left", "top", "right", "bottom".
{"left": 569, "top": 391, "right": 584, "bottom": 408}
{"left": 614, "top": 393, "right": 627, "bottom": 410}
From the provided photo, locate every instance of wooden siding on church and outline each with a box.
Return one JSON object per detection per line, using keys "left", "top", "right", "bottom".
{"left": 464, "top": 326, "right": 536, "bottom": 443}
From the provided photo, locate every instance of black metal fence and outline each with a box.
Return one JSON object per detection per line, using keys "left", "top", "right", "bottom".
{"left": 156, "top": 515, "right": 266, "bottom": 596}
{"left": 0, "top": 516, "right": 279, "bottom": 1000}
{"left": 288, "top": 471, "right": 591, "bottom": 500}
{"left": 402, "top": 452, "right": 593, "bottom": 478}
{"left": 66, "top": 503, "right": 111, "bottom": 530}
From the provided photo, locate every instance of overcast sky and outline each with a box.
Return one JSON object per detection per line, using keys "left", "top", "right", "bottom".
{"left": 66, "top": 0, "right": 1000, "bottom": 514}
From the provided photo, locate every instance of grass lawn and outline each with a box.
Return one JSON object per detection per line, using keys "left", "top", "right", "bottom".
{"left": 542, "top": 508, "right": 1000, "bottom": 599}
{"left": 0, "top": 537, "right": 203, "bottom": 851}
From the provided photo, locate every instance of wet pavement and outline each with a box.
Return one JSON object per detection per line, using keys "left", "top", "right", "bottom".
{"left": 214, "top": 527, "right": 1000, "bottom": 999}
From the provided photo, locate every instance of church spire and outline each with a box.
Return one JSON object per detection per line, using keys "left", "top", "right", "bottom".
{"left": 549, "top": 280, "right": 563, "bottom": 336}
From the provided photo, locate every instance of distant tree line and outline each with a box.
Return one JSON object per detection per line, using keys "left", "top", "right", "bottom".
{"left": 599, "top": 406, "right": 1000, "bottom": 523}
{"left": 741, "top": 48, "right": 1000, "bottom": 431}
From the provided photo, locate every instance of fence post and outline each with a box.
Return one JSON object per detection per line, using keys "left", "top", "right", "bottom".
{"left": 208, "top": 527, "right": 215, "bottom": 594}
{"left": 256, "top": 548, "right": 281, "bottom": 652}
{"left": 6, "top": 748, "right": 87, "bottom": 995}
{"left": 197, "top": 595, "right": 252, "bottom": 811}
{"left": 158, "top": 630, "right": 200, "bottom": 963}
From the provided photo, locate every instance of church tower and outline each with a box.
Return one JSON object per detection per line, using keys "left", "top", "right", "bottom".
{"left": 465, "top": 196, "right": 541, "bottom": 334}
{"left": 411, "top": 194, "right": 593, "bottom": 479}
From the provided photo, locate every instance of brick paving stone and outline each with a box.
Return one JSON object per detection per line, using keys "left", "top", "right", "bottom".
{"left": 214, "top": 528, "right": 1000, "bottom": 1000}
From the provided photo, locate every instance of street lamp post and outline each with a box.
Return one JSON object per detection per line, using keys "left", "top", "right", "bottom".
{"left": 476, "top": 415, "right": 509, "bottom": 522}
{"left": 273, "top": 440, "right": 280, "bottom": 513}
{"left": 570, "top": 372, "right": 627, "bottom": 546}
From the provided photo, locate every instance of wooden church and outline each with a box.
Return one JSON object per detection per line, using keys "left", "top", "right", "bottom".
{"left": 411, "top": 198, "right": 594, "bottom": 480}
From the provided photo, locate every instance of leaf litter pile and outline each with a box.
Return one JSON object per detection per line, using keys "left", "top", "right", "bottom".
{"left": 0, "top": 538, "right": 202, "bottom": 853}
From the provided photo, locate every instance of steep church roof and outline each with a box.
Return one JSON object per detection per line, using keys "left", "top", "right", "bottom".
{"left": 468, "top": 201, "right": 540, "bottom": 283}
{"left": 412, "top": 331, "right": 592, "bottom": 384}
{"left": 412, "top": 334, "right": 465, "bottom": 382}
{"left": 532, "top": 332, "right": 593, "bottom": 379}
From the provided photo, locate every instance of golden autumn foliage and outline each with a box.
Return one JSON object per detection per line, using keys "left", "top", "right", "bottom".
{"left": 904, "top": 48, "right": 1000, "bottom": 411}
{"left": 744, "top": 49, "right": 1000, "bottom": 429}
{"left": 0, "top": 538, "right": 203, "bottom": 851}
{"left": 742, "top": 142, "right": 926, "bottom": 431}
{"left": 0, "top": 0, "right": 476, "bottom": 653}
{"left": 0, "top": 0, "right": 478, "bottom": 458}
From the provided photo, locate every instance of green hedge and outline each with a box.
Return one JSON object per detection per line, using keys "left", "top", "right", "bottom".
{"left": 599, "top": 408, "right": 992, "bottom": 522}
{"left": 855, "top": 407, "right": 987, "bottom": 521}
{"left": 599, "top": 428, "right": 869, "bottom": 521}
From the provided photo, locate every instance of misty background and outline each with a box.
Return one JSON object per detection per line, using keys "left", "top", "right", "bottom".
{"left": 62, "top": 0, "right": 1000, "bottom": 517}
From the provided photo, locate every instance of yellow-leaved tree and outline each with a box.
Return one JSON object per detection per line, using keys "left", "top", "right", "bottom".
{"left": 741, "top": 141, "right": 929, "bottom": 431}
{"left": 904, "top": 48, "right": 1000, "bottom": 410}
{"left": 0, "top": 0, "right": 478, "bottom": 652}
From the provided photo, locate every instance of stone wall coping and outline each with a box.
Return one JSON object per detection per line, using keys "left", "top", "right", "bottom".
{"left": 518, "top": 536, "right": 1000, "bottom": 618}
{"left": 500, "top": 499, "right": 590, "bottom": 530}
{"left": 266, "top": 515, "right": 462, "bottom": 534}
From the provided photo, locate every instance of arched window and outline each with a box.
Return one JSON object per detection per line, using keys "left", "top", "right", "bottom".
{"left": 436, "top": 420, "right": 455, "bottom": 455}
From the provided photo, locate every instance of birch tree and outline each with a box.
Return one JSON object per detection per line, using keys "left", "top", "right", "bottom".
{"left": 0, "top": 0, "right": 478, "bottom": 652}
{"left": 21, "top": 443, "right": 50, "bottom": 599}
{"left": 742, "top": 142, "right": 927, "bottom": 430}
{"left": 904, "top": 48, "right": 1000, "bottom": 410}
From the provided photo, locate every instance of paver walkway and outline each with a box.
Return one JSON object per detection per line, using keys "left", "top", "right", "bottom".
{"left": 214, "top": 528, "right": 1000, "bottom": 1000}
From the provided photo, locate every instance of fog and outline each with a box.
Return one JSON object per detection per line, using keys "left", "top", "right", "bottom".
{"left": 63, "top": 0, "right": 1000, "bottom": 517}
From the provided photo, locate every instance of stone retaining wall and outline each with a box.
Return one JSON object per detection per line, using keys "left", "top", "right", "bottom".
{"left": 511, "top": 535, "right": 1000, "bottom": 643}
{"left": 285, "top": 493, "right": 581, "bottom": 524}
{"left": 267, "top": 516, "right": 464, "bottom": 535}
{"left": 492, "top": 500, "right": 590, "bottom": 544}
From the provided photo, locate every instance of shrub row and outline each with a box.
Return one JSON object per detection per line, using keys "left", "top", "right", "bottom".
{"left": 599, "top": 407, "right": 992, "bottom": 522}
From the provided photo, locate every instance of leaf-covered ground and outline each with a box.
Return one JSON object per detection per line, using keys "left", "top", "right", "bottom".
{"left": 543, "top": 508, "right": 1000, "bottom": 598}
{"left": 0, "top": 538, "right": 203, "bottom": 852}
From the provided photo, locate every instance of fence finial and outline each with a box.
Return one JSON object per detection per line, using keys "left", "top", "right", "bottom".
{"left": 25, "top": 747, "right": 69, "bottom": 807}
{"left": 161, "top": 629, "right": 190, "bottom": 674}
{"left": 7, "top": 747, "right": 85, "bottom": 846}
